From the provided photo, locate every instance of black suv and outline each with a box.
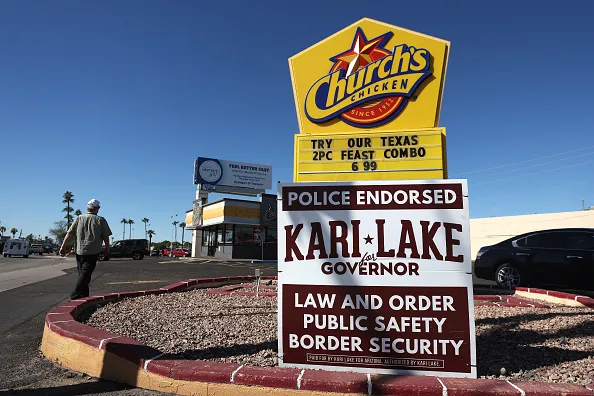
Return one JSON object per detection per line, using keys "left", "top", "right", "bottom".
{"left": 99, "top": 239, "right": 149, "bottom": 261}
{"left": 474, "top": 228, "right": 594, "bottom": 290}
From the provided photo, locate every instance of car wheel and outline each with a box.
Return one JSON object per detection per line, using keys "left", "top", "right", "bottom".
{"left": 132, "top": 252, "right": 142, "bottom": 260}
{"left": 496, "top": 263, "right": 521, "bottom": 288}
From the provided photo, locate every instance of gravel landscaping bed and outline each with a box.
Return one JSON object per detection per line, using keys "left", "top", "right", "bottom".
{"left": 85, "top": 284, "right": 594, "bottom": 385}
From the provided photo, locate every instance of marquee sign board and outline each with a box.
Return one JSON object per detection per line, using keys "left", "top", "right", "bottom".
{"left": 293, "top": 128, "right": 447, "bottom": 182}
{"left": 277, "top": 179, "right": 476, "bottom": 378}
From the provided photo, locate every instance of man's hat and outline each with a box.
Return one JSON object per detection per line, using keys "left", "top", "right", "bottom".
{"left": 88, "top": 199, "right": 101, "bottom": 208}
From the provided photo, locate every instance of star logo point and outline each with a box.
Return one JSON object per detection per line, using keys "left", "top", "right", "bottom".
{"left": 330, "top": 28, "right": 393, "bottom": 77}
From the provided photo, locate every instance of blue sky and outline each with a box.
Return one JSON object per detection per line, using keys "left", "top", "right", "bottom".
{"left": 1, "top": 0, "right": 593, "bottom": 243}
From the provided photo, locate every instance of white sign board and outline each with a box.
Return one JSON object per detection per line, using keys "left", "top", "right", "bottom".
{"left": 194, "top": 157, "right": 272, "bottom": 190}
{"left": 277, "top": 179, "right": 476, "bottom": 378}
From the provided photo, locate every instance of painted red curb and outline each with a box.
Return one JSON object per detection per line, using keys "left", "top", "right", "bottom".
{"left": 43, "top": 277, "right": 594, "bottom": 395}
{"left": 371, "top": 375, "right": 443, "bottom": 395}
{"left": 234, "top": 366, "right": 301, "bottom": 389}
{"left": 170, "top": 360, "right": 240, "bottom": 383}
{"left": 516, "top": 380, "right": 594, "bottom": 395}
{"left": 517, "top": 287, "right": 594, "bottom": 308}
{"left": 301, "top": 370, "right": 368, "bottom": 393}
{"left": 577, "top": 296, "right": 594, "bottom": 309}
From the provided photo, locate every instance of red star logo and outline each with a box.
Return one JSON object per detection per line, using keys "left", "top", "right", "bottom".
{"left": 330, "top": 28, "right": 393, "bottom": 77}
{"left": 364, "top": 234, "right": 374, "bottom": 245}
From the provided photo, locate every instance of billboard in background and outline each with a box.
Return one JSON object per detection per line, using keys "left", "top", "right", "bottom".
{"left": 294, "top": 128, "right": 446, "bottom": 182}
{"left": 277, "top": 179, "right": 476, "bottom": 378}
{"left": 194, "top": 157, "right": 272, "bottom": 190}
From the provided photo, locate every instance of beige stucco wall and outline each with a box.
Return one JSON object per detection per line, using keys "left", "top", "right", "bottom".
{"left": 469, "top": 209, "right": 594, "bottom": 259}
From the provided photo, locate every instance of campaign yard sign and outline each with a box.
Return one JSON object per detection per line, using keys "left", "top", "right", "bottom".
{"left": 277, "top": 180, "right": 476, "bottom": 378}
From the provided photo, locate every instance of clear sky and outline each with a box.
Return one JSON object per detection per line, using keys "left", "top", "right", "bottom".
{"left": 1, "top": 0, "right": 593, "bottom": 243}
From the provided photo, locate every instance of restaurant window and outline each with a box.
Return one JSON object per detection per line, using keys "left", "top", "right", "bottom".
{"left": 265, "top": 227, "right": 277, "bottom": 244}
{"left": 202, "top": 226, "right": 233, "bottom": 246}
{"left": 202, "top": 228, "right": 210, "bottom": 246}
{"left": 234, "top": 226, "right": 260, "bottom": 245}
{"left": 224, "top": 225, "right": 233, "bottom": 244}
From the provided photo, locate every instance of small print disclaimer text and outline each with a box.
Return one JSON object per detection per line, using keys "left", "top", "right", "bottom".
{"left": 307, "top": 353, "right": 444, "bottom": 368}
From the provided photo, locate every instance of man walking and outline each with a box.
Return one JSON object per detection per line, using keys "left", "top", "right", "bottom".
{"left": 60, "top": 199, "right": 112, "bottom": 300}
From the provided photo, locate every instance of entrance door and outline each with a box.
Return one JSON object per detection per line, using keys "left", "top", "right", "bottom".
{"left": 207, "top": 229, "right": 217, "bottom": 257}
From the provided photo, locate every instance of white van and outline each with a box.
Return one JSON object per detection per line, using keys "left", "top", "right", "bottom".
{"left": 3, "top": 239, "right": 30, "bottom": 258}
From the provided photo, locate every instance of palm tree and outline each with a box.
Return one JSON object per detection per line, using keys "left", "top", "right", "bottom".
{"left": 121, "top": 218, "right": 127, "bottom": 240}
{"left": 74, "top": 209, "right": 82, "bottom": 217}
{"left": 147, "top": 230, "right": 155, "bottom": 250}
{"left": 62, "top": 191, "right": 75, "bottom": 230}
{"left": 128, "top": 219, "right": 134, "bottom": 239}
{"left": 10, "top": 228, "right": 18, "bottom": 238}
{"left": 179, "top": 222, "right": 186, "bottom": 251}
{"left": 0, "top": 226, "right": 6, "bottom": 237}
{"left": 142, "top": 218, "right": 149, "bottom": 241}
{"left": 172, "top": 220, "right": 179, "bottom": 248}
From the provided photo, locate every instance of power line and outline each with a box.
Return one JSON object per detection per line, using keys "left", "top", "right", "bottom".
{"left": 471, "top": 177, "right": 593, "bottom": 200}
{"left": 471, "top": 158, "right": 594, "bottom": 186}
{"left": 459, "top": 144, "right": 594, "bottom": 176}
{"left": 473, "top": 150, "right": 594, "bottom": 178}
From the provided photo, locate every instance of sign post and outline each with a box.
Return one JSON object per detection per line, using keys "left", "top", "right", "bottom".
{"left": 280, "top": 17, "right": 475, "bottom": 378}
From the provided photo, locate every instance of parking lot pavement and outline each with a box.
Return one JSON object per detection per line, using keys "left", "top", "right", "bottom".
{"left": 157, "top": 256, "right": 278, "bottom": 269}
{"left": 0, "top": 256, "right": 77, "bottom": 293}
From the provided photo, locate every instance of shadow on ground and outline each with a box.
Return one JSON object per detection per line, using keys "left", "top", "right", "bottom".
{"left": 476, "top": 310, "right": 594, "bottom": 375}
{"left": 0, "top": 379, "right": 152, "bottom": 396}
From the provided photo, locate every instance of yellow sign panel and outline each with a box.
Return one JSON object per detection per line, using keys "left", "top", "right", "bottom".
{"left": 293, "top": 128, "right": 447, "bottom": 182}
{"left": 289, "top": 18, "right": 449, "bottom": 134}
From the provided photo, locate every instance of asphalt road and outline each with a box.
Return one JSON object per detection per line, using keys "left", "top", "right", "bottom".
{"left": 0, "top": 254, "right": 77, "bottom": 293}
{"left": 0, "top": 254, "right": 63, "bottom": 273}
{"left": 0, "top": 256, "right": 277, "bottom": 395}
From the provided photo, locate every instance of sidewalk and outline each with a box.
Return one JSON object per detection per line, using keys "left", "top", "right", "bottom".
{"left": 0, "top": 257, "right": 77, "bottom": 293}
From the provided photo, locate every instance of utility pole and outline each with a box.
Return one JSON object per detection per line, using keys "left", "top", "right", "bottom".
{"left": 170, "top": 214, "right": 178, "bottom": 257}
{"left": 582, "top": 198, "right": 585, "bottom": 211}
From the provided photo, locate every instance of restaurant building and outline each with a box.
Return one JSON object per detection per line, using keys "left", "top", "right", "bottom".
{"left": 185, "top": 192, "right": 277, "bottom": 260}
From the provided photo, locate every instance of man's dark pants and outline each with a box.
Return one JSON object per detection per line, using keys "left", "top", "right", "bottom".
{"left": 71, "top": 253, "right": 99, "bottom": 300}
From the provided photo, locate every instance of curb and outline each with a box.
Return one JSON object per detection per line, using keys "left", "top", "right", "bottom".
{"left": 41, "top": 278, "right": 594, "bottom": 396}
{"left": 514, "top": 287, "right": 594, "bottom": 308}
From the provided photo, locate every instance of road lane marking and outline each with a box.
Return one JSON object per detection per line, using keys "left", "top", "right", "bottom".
{"left": 106, "top": 280, "right": 163, "bottom": 285}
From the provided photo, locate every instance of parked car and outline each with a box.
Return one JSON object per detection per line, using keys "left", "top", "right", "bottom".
{"left": 474, "top": 228, "right": 594, "bottom": 290}
{"left": 99, "top": 238, "right": 149, "bottom": 261}
{"left": 163, "top": 248, "right": 191, "bottom": 257}
{"left": 30, "top": 243, "right": 43, "bottom": 255}
{"left": 149, "top": 249, "right": 159, "bottom": 257}
{"left": 3, "top": 239, "right": 30, "bottom": 258}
